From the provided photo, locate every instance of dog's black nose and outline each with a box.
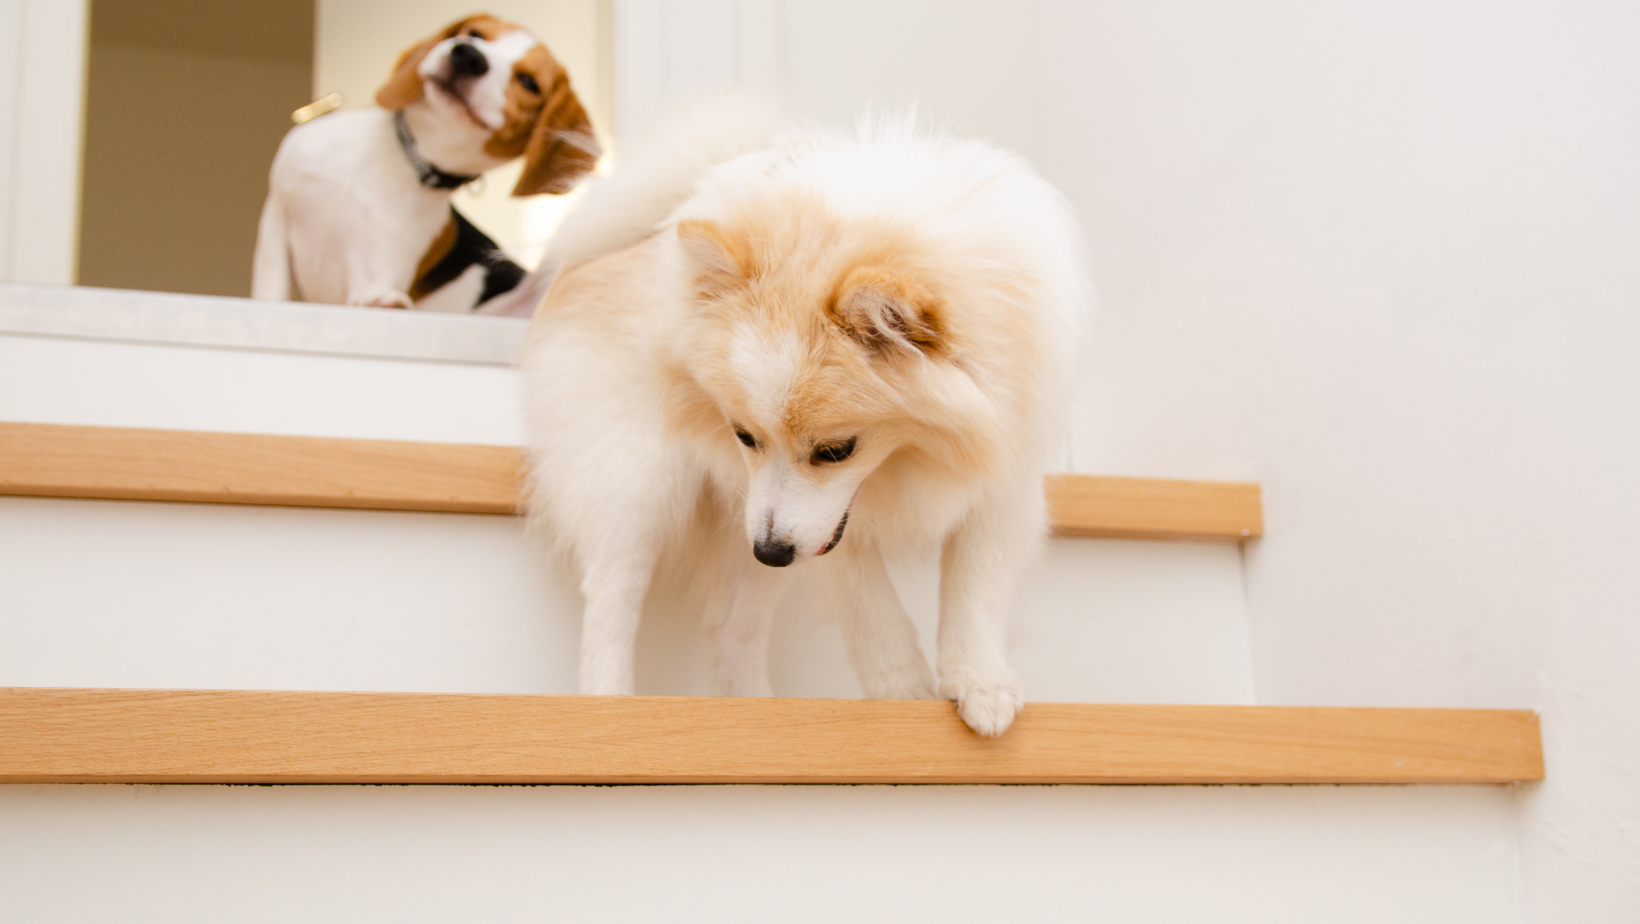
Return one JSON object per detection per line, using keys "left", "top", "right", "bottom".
{"left": 449, "top": 42, "right": 489, "bottom": 78}
{"left": 753, "top": 538, "right": 796, "bottom": 568}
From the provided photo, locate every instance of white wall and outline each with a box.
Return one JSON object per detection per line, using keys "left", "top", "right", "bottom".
{"left": 1030, "top": 0, "right": 1640, "bottom": 919}
{"left": 699, "top": 1, "right": 1639, "bottom": 915}
{"left": 775, "top": 0, "right": 1041, "bottom": 165}
{"left": 612, "top": 0, "right": 1039, "bottom": 162}
{"left": 611, "top": 0, "right": 792, "bottom": 168}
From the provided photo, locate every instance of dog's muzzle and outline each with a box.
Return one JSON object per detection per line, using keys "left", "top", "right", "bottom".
{"left": 752, "top": 512, "right": 848, "bottom": 568}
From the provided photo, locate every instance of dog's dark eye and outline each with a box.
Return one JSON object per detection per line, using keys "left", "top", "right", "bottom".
{"left": 811, "top": 438, "right": 856, "bottom": 464}
{"left": 466, "top": 28, "right": 483, "bottom": 38}
{"left": 734, "top": 427, "right": 758, "bottom": 449}
{"left": 515, "top": 72, "right": 540, "bottom": 94}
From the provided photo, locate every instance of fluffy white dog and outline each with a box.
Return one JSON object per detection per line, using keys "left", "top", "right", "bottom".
{"left": 519, "top": 103, "right": 1087, "bottom": 735}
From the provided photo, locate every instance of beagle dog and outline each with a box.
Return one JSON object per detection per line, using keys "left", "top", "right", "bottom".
{"left": 253, "top": 14, "right": 598, "bottom": 313}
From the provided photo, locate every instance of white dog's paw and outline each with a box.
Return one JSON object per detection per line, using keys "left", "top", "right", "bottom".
{"left": 940, "top": 667, "right": 1024, "bottom": 736}
{"left": 348, "top": 290, "right": 413, "bottom": 310}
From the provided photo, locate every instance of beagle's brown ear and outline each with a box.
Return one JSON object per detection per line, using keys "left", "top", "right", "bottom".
{"left": 374, "top": 17, "right": 475, "bottom": 109}
{"left": 510, "top": 74, "right": 600, "bottom": 196}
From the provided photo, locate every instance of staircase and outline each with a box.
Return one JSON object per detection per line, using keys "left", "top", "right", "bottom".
{"left": 0, "top": 284, "right": 1538, "bottom": 922}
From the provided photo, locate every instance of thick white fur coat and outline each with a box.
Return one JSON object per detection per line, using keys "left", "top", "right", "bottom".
{"left": 520, "top": 101, "right": 1088, "bottom": 735}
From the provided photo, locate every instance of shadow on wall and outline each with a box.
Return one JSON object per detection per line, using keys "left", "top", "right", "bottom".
{"left": 77, "top": 0, "right": 315, "bottom": 298}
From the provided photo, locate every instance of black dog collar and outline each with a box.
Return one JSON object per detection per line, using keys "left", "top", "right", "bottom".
{"left": 393, "top": 109, "right": 480, "bottom": 190}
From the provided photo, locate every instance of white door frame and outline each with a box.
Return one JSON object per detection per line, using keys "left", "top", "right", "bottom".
{"left": 0, "top": 0, "right": 88, "bottom": 285}
{"left": 611, "top": 0, "right": 778, "bottom": 145}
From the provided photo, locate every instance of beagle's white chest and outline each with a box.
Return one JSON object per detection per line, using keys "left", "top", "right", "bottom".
{"left": 269, "top": 109, "right": 451, "bottom": 307}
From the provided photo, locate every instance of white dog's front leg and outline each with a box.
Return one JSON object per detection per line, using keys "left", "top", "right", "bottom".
{"left": 702, "top": 539, "right": 791, "bottom": 697}
{"left": 937, "top": 486, "right": 1047, "bottom": 735}
{"left": 832, "top": 544, "right": 937, "bottom": 700}
{"left": 578, "top": 560, "right": 654, "bottom": 695}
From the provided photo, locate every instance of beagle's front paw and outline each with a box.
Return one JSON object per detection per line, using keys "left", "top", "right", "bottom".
{"left": 348, "top": 290, "right": 414, "bottom": 310}
{"left": 940, "top": 666, "right": 1024, "bottom": 736}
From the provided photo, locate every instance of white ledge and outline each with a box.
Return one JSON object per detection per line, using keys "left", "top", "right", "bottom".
{"left": 0, "top": 283, "right": 527, "bottom": 366}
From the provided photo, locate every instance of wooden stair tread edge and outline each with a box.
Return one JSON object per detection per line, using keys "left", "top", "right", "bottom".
{"left": 0, "top": 422, "right": 1263, "bottom": 540}
{"left": 0, "top": 688, "right": 1541, "bottom": 785}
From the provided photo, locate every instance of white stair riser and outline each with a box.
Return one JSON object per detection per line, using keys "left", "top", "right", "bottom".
{"left": 0, "top": 496, "right": 1252, "bottom": 703}
{"left": 0, "top": 784, "right": 1524, "bottom": 924}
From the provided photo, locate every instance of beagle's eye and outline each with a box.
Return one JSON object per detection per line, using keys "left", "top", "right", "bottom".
{"left": 514, "top": 72, "right": 540, "bottom": 94}
{"left": 733, "top": 427, "right": 758, "bottom": 449}
{"left": 466, "top": 28, "right": 483, "bottom": 38}
{"left": 811, "top": 438, "right": 856, "bottom": 464}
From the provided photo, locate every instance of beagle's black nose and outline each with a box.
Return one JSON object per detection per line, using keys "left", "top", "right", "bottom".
{"left": 753, "top": 538, "right": 796, "bottom": 568}
{"left": 449, "top": 42, "right": 488, "bottom": 78}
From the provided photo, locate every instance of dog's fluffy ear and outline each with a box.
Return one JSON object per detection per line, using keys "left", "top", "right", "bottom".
{"left": 511, "top": 75, "right": 600, "bottom": 196}
{"left": 832, "top": 265, "right": 945, "bottom": 357}
{"left": 676, "top": 219, "right": 754, "bottom": 296}
{"left": 376, "top": 17, "right": 475, "bottom": 109}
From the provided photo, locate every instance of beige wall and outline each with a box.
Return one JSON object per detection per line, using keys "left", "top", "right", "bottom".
{"left": 77, "top": 0, "right": 313, "bottom": 297}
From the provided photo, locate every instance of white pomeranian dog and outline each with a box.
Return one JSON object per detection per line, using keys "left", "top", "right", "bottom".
{"left": 519, "top": 101, "right": 1088, "bottom": 735}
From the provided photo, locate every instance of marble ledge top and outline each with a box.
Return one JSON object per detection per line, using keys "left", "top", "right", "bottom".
{"left": 0, "top": 283, "right": 527, "bottom": 366}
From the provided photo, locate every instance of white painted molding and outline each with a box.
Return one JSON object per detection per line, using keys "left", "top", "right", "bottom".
{"left": 612, "top": 0, "right": 780, "bottom": 146}
{"left": 733, "top": 0, "right": 780, "bottom": 88}
{"left": 4, "top": 0, "right": 87, "bottom": 286}
{"left": 0, "top": 283, "right": 527, "bottom": 366}
{"left": 612, "top": 0, "right": 665, "bottom": 144}
{"left": 0, "top": 0, "right": 21, "bottom": 281}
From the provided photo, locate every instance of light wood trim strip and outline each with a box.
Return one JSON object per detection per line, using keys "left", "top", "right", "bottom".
{"left": 0, "top": 688, "right": 1540, "bottom": 785}
{"left": 0, "top": 422, "right": 1263, "bottom": 540}
{"left": 1045, "top": 473, "right": 1262, "bottom": 540}
{"left": 0, "top": 421, "right": 522, "bottom": 514}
